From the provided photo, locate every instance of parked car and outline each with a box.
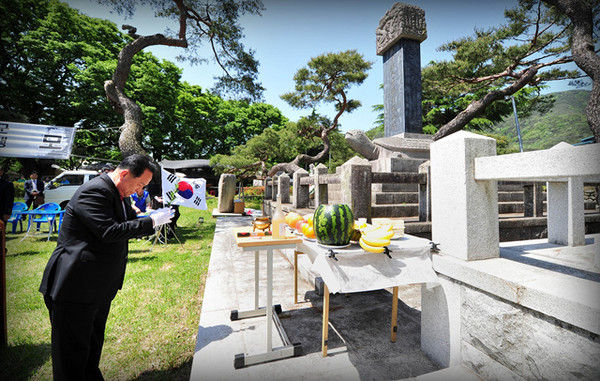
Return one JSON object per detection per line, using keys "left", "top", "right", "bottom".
{"left": 44, "top": 170, "right": 99, "bottom": 209}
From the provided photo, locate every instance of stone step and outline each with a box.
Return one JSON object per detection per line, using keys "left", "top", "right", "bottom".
{"left": 497, "top": 201, "right": 596, "bottom": 214}
{"left": 373, "top": 183, "right": 419, "bottom": 192}
{"left": 372, "top": 204, "right": 419, "bottom": 218}
{"left": 498, "top": 191, "right": 524, "bottom": 202}
{"left": 498, "top": 181, "right": 533, "bottom": 191}
{"left": 373, "top": 192, "right": 419, "bottom": 205}
{"left": 370, "top": 157, "right": 428, "bottom": 173}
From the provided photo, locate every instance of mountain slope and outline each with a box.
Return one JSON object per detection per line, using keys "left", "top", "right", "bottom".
{"left": 490, "top": 90, "right": 591, "bottom": 151}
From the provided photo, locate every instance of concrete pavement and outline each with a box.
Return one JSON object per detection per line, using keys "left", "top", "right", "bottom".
{"left": 189, "top": 216, "right": 481, "bottom": 381}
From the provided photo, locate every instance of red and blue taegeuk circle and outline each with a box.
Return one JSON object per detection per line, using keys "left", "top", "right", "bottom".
{"left": 177, "top": 181, "right": 193, "bottom": 199}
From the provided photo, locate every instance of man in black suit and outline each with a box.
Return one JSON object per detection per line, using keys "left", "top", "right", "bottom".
{"left": 24, "top": 170, "right": 45, "bottom": 209}
{"left": 39, "top": 154, "right": 174, "bottom": 381}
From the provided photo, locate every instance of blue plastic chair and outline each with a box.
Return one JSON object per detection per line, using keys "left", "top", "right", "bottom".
{"left": 7, "top": 202, "right": 28, "bottom": 233}
{"left": 25, "top": 202, "right": 62, "bottom": 241}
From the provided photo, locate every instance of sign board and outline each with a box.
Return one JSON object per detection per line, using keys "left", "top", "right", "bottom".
{"left": 0, "top": 121, "right": 76, "bottom": 159}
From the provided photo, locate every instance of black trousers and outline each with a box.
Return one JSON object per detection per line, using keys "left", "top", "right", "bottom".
{"left": 44, "top": 296, "right": 111, "bottom": 381}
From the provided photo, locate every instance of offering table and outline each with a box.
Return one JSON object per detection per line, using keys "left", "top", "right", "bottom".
{"left": 295, "top": 234, "right": 439, "bottom": 356}
{"left": 231, "top": 227, "right": 303, "bottom": 368}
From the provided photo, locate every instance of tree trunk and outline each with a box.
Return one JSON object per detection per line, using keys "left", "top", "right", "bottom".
{"left": 543, "top": 0, "right": 600, "bottom": 143}
{"left": 268, "top": 133, "right": 331, "bottom": 176}
{"left": 105, "top": 5, "right": 188, "bottom": 158}
{"left": 433, "top": 67, "right": 539, "bottom": 140}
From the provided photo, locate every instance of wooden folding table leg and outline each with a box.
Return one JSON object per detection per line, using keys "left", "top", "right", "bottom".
{"left": 294, "top": 250, "right": 299, "bottom": 304}
{"left": 322, "top": 284, "right": 329, "bottom": 357}
{"left": 391, "top": 286, "right": 398, "bottom": 342}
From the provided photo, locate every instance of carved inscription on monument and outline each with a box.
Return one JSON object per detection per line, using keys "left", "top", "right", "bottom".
{"left": 376, "top": 3, "right": 427, "bottom": 55}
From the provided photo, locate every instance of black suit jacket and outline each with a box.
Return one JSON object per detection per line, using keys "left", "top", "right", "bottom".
{"left": 24, "top": 178, "right": 44, "bottom": 202}
{"left": 0, "top": 178, "right": 15, "bottom": 221}
{"left": 39, "top": 174, "right": 155, "bottom": 303}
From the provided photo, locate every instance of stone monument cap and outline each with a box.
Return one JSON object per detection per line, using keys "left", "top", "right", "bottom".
{"left": 376, "top": 2, "right": 427, "bottom": 55}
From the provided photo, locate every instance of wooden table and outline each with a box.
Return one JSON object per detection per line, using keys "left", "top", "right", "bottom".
{"left": 230, "top": 227, "right": 303, "bottom": 368}
{"left": 296, "top": 235, "right": 438, "bottom": 357}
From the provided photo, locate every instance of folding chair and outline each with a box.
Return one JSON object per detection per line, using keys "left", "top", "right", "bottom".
{"left": 7, "top": 202, "right": 27, "bottom": 234}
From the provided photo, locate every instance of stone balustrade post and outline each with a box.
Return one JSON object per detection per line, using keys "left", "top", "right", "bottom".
{"left": 313, "top": 164, "right": 328, "bottom": 208}
{"left": 534, "top": 182, "right": 544, "bottom": 217}
{"left": 264, "top": 177, "right": 272, "bottom": 200}
{"left": 523, "top": 183, "right": 534, "bottom": 217}
{"left": 430, "top": 131, "right": 499, "bottom": 260}
{"left": 339, "top": 157, "right": 372, "bottom": 221}
{"left": 279, "top": 173, "right": 291, "bottom": 204}
{"left": 271, "top": 175, "right": 278, "bottom": 200}
{"left": 547, "top": 178, "right": 585, "bottom": 246}
{"left": 418, "top": 161, "right": 431, "bottom": 222}
{"left": 293, "top": 169, "right": 309, "bottom": 209}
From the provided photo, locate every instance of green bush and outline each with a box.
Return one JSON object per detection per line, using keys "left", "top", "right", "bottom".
{"left": 241, "top": 186, "right": 264, "bottom": 197}
{"left": 12, "top": 181, "right": 25, "bottom": 200}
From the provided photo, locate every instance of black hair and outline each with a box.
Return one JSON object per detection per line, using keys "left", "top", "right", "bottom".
{"left": 117, "top": 154, "right": 157, "bottom": 178}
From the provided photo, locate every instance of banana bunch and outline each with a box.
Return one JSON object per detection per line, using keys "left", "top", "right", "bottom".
{"left": 359, "top": 224, "right": 394, "bottom": 253}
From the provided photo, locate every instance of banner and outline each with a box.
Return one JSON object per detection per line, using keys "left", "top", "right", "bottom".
{"left": 0, "top": 121, "right": 76, "bottom": 159}
{"left": 161, "top": 167, "right": 207, "bottom": 210}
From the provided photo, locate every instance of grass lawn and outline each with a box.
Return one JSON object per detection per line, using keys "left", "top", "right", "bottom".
{"left": 1, "top": 198, "right": 218, "bottom": 380}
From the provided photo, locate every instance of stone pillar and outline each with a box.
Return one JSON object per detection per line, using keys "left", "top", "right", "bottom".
{"left": 430, "top": 131, "right": 499, "bottom": 260}
{"left": 293, "top": 169, "right": 309, "bottom": 209}
{"left": 547, "top": 178, "right": 585, "bottom": 246}
{"left": 376, "top": 3, "right": 427, "bottom": 137}
{"left": 418, "top": 161, "right": 431, "bottom": 222}
{"left": 313, "top": 164, "right": 328, "bottom": 208}
{"left": 534, "top": 182, "right": 545, "bottom": 217}
{"left": 264, "top": 177, "right": 272, "bottom": 200}
{"left": 270, "top": 175, "right": 277, "bottom": 200}
{"left": 279, "top": 173, "right": 291, "bottom": 204}
{"left": 524, "top": 184, "right": 534, "bottom": 217}
{"left": 339, "top": 156, "right": 372, "bottom": 221}
{"left": 217, "top": 174, "right": 236, "bottom": 213}
{"left": 421, "top": 279, "right": 462, "bottom": 368}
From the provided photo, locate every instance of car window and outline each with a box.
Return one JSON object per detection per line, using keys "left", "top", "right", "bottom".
{"left": 52, "top": 174, "right": 84, "bottom": 188}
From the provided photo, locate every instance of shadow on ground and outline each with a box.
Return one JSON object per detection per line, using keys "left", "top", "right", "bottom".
{"left": 279, "top": 289, "right": 440, "bottom": 380}
{"left": 0, "top": 343, "right": 51, "bottom": 380}
{"left": 132, "top": 359, "right": 193, "bottom": 381}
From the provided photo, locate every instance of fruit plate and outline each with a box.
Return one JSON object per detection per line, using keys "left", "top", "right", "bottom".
{"left": 317, "top": 242, "right": 350, "bottom": 249}
{"left": 303, "top": 236, "right": 316, "bottom": 242}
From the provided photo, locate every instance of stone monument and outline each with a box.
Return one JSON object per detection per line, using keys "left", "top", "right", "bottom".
{"left": 377, "top": 2, "right": 427, "bottom": 137}
{"left": 346, "top": 3, "right": 431, "bottom": 165}
{"left": 217, "top": 174, "right": 237, "bottom": 213}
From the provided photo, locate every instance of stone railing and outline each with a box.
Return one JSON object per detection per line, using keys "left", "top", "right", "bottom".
{"left": 422, "top": 132, "right": 600, "bottom": 378}
{"left": 264, "top": 158, "right": 430, "bottom": 222}
{"left": 431, "top": 133, "right": 600, "bottom": 255}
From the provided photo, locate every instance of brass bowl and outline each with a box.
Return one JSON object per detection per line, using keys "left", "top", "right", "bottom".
{"left": 253, "top": 217, "right": 271, "bottom": 232}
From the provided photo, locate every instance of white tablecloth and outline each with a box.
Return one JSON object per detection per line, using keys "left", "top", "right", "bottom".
{"left": 298, "top": 235, "right": 439, "bottom": 294}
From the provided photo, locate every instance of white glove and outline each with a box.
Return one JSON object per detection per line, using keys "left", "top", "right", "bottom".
{"left": 150, "top": 207, "right": 174, "bottom": 227}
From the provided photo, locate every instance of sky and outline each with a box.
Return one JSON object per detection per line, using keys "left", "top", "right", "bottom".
{"left": 65, "top": 0, "right": 588, "bottom": 134}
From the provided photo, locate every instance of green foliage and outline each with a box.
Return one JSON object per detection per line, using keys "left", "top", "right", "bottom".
{"left": 489, "top": 90, "right": 592, "bottom": 151}
{"left": 210, "top": 121, "right": 312, "bottom": 176}
{"left": 97, "top": 0, "right": 266, "bottom": 102}
{"left": 210, "top": 119, "right": 357, "bottom": 177}
{"left": 0, "top": 0, "right": 285, "bottom": 168}
{"left": 327, "top": 129, "right": 361, "bottom": 172}
{"left": 0, "top": 0, "right": 125, "bottom": 126}
{"left": 281, "top": 50, "right": 373, "bottom": 113}
{"left": 418, "top": 0, "right": 583, "bottom": 136}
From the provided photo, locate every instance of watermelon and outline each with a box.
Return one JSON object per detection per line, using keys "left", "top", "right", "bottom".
{"left": 313, "top": 204, "right": 355, "bottom": 246}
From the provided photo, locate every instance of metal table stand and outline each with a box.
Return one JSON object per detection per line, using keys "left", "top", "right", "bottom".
{"left": 231, "top": 228, "right": 303, "bottom": 368}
